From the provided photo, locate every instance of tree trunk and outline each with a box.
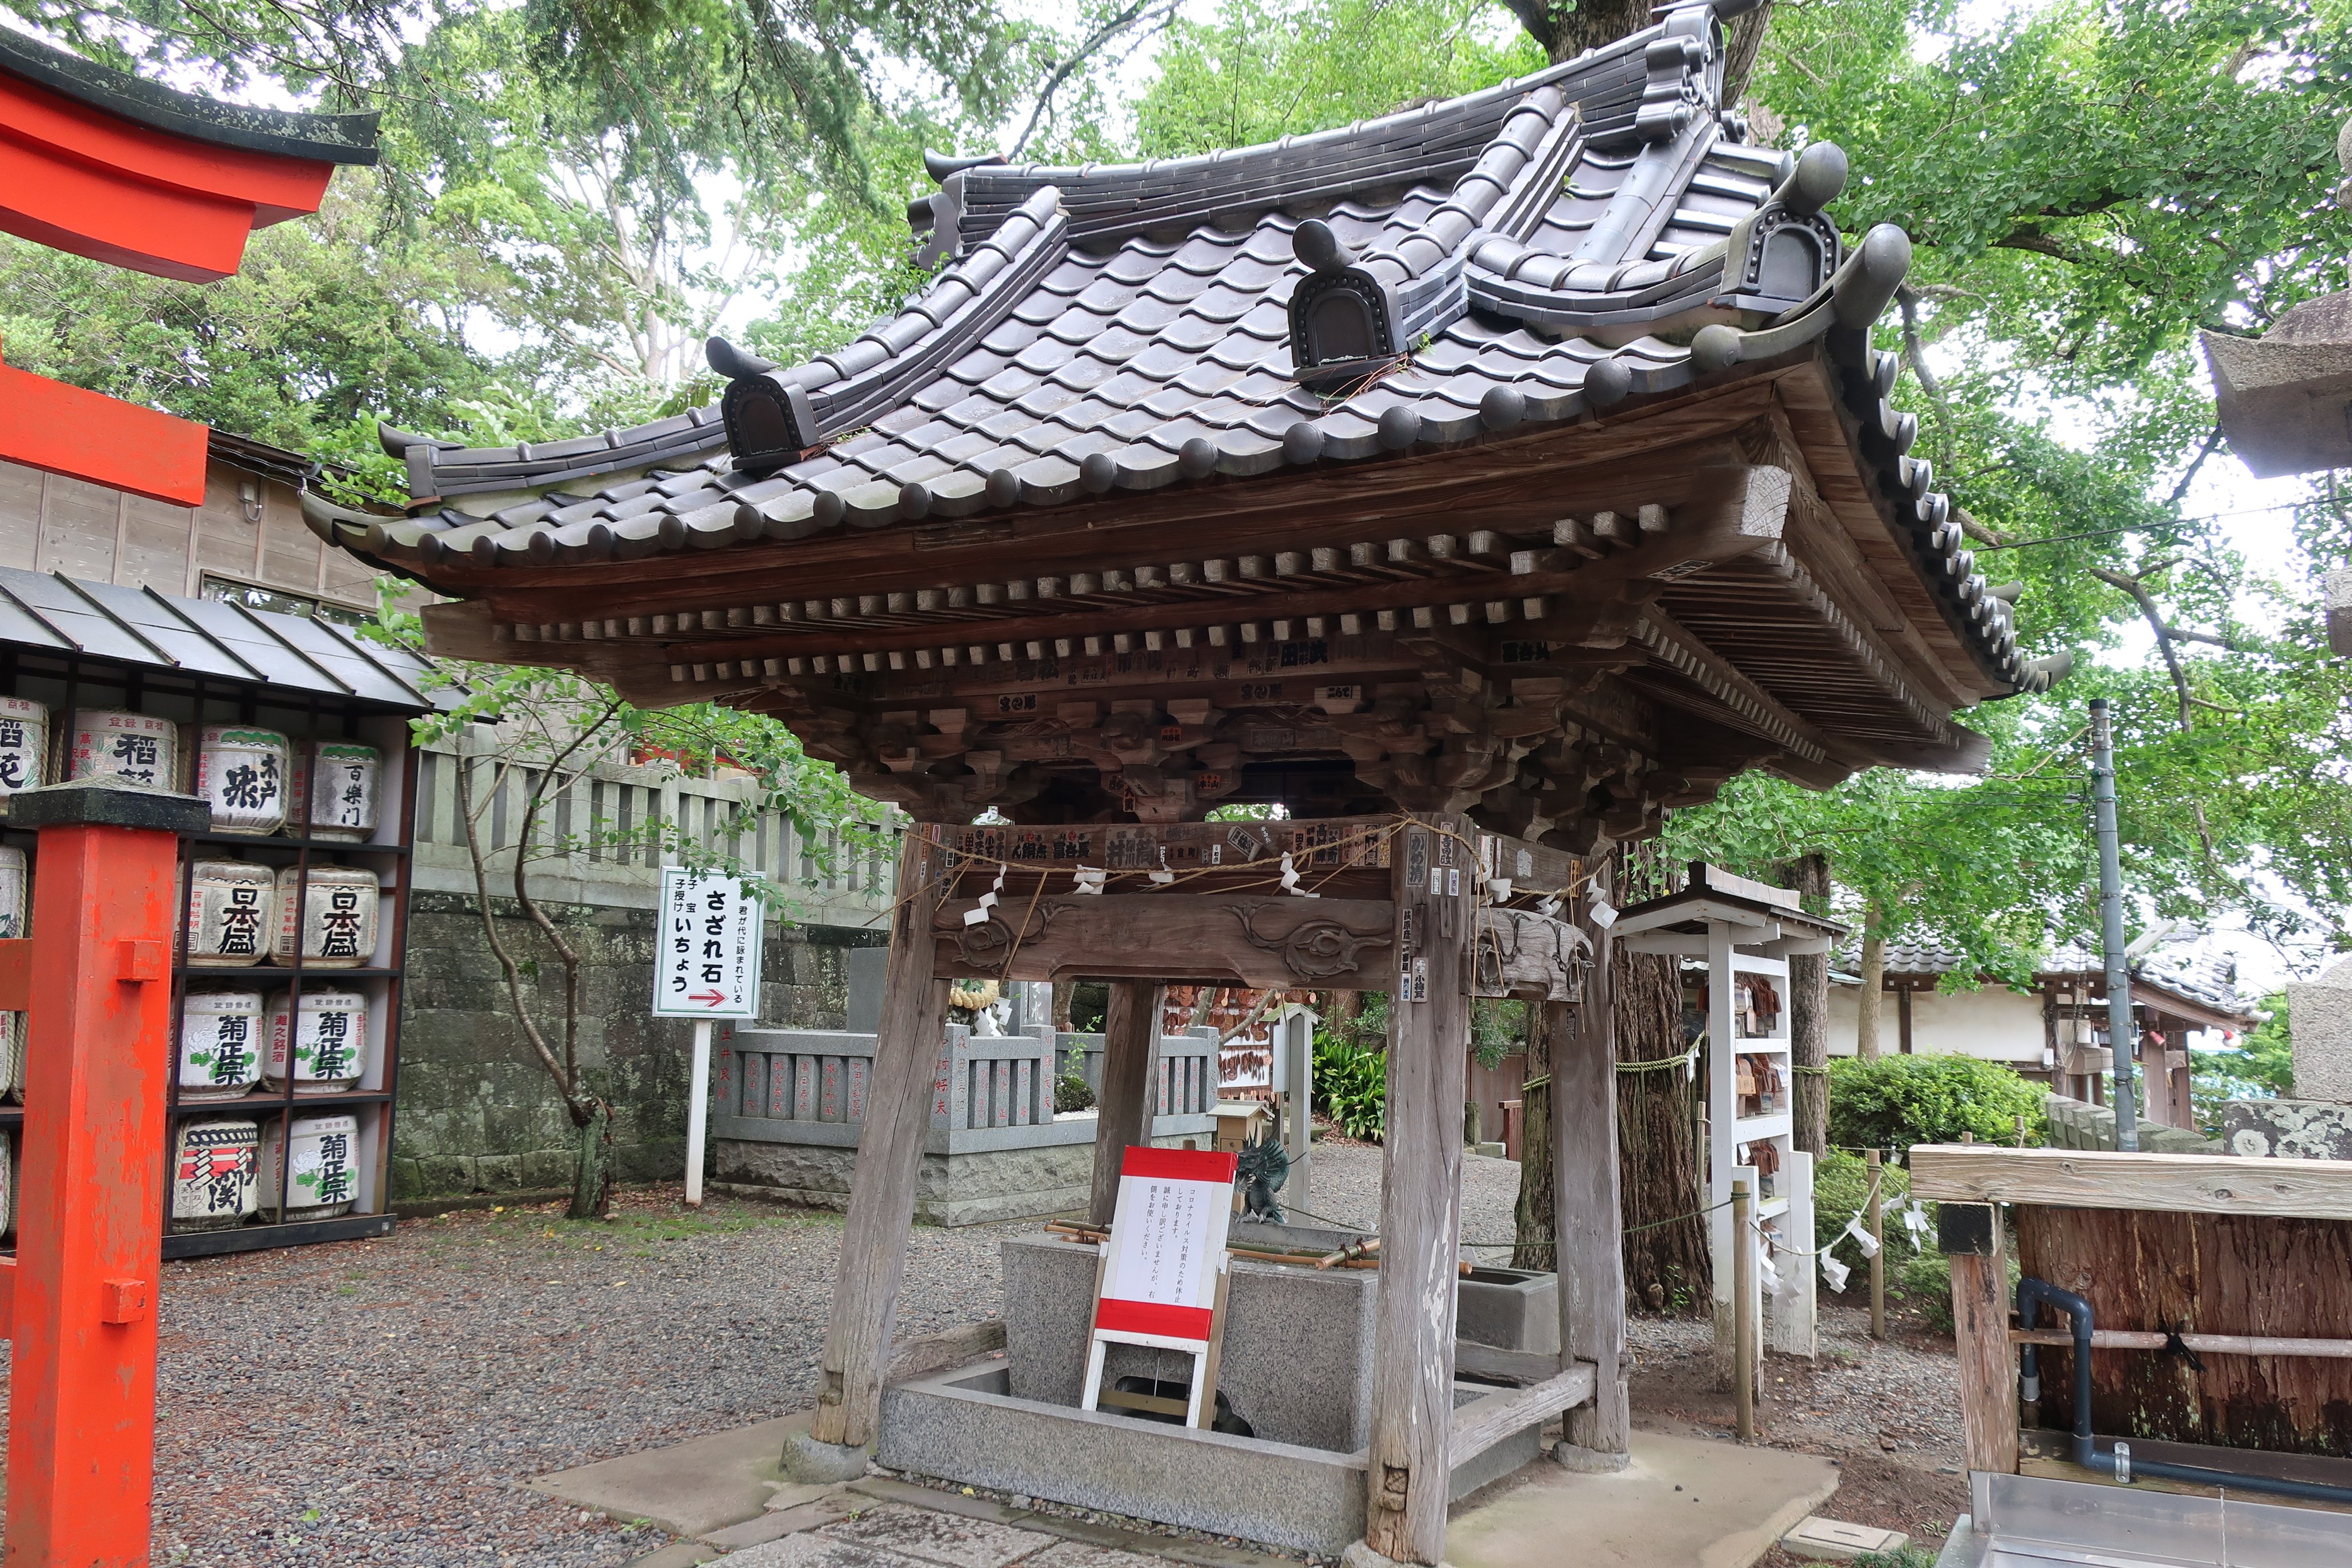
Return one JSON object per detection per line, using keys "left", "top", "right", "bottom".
{"left": 1512, "top": 1002, "right": 1554, "bottom": 1271}
{"left": 568, "top": 1094, "right": 614, "bottom": 1219}
{"left": 1051, "top": 980, "right": 1074, "bottom": 1033}
{"left": 1614, "top": 855, "right": 1708, "bottom": 1313}
{"left": 1856, "top": 906, "right": 1886, "bottom": 1062}
{"left": 1784, "top": 852, "right": 1830, "bottom": 1155}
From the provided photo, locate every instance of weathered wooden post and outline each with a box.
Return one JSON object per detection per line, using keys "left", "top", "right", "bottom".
{"left": 1090, "top": 982, "right": 1165, "bottom": 1226}
{"left": 1866, "top": 1147, "right": 1886, "bottom": 1340}
{"left": 3, "top": 781, "right": 208, "bottom": 1566}
{"left": 1554, "top": 892, "right": 1629, "bottom": 1470}
{"left": 787, "top": 824, "right": 951, "bottom": 1480}
{"left": 1943, "top": 1201, "right": 2018, "bottom": 1475}
{"left": 1361, "top": 814, "right": 1469, "bottom": 1566}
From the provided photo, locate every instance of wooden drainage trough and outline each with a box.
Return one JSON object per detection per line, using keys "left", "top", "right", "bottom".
{"left": 1913, "top": 1143, "right": 2352, "bottom": 1557}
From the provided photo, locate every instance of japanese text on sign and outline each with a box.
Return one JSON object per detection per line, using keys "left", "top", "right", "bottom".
{"left": 653, "top": 869, "right": 764, "bottom": 1018}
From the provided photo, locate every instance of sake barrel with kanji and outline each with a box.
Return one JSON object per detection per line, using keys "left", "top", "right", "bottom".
{"left": 260, "top": 1112, "right": 359, "bottom": 1220}
{"left": 171, "top": 1118, "right": 260, "bottom": 1232}
{"left": 189, "top": 724, "right": 290, "bottom": 835}
{"left": 0, "top": 696, "right": 48, "bottom": 808}
{"left": 271, "top": 865, "right": 378, "bottom": 968}
{"left": 68, "top": 708, "right": 175, "bottom": 790}
{"left": 178, "top": 990, "right": 265, "bottom": 1102}
{"left": 0, "top": 843, "right": 23, "bottom": 1100}
{"left": 288, "top": 740, "right": 381, "bottom": 841}
{"left": 264, "top": 989, "right": 367, "bottom": 1094}
{"left": 184, "top": 860, "right": 276, "bottom": 967}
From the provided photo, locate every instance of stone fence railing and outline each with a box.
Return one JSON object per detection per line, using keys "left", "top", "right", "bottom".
{"left": 1057, "top": 1027, "right": 1219, "bottom": 1119}
{"left": 408, "top": 733, "right": 896, "bottom": 930}
{"left": 2044, "top": 1091, "right": 2218, "bottom": 1155}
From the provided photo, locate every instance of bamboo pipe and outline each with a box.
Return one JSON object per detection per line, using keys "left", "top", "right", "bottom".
{"left": 2011, "top": 1328, "right": 2352, "bottom": 1358}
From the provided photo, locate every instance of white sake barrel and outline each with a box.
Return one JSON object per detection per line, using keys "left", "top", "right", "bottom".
{"left": 0, "top": 696, "right": 48, "bottom": 804}
{"left": 264, "top": 989, "right": 368, "bottom": 1094}
{"left": 0, "top": 844, "right": 24, "bottom": 1101}
{"left": 191, "top": 725, "right": 290, "bottom": 835}
{"left": 271, "top": 865, "right": 378, "bottom": 968}
{"left": 172, "top": 1118, "right": 260, "bottom": 1232}
{"left": 178, "top": 990, "right": 265, "bottom": 1102}
{"left": 288, "top": 740, "right": 381, "bottom": 841}
{"left": 69, "top": 709, "right": 175, "bottom": 789}
{"left": 185, "top": 861, "right": 276, "bottom": 967}
{"left": 260, "top": 1112, "right": 359, "bottom": 1219}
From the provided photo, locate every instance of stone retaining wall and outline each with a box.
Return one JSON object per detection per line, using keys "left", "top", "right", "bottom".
{"left": 389, "top": 891, "right": 885, "bottom": 1200}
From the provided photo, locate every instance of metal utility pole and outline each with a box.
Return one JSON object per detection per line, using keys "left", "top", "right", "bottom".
{"left": 2089, "top": 699, "right": 2140, "bottom": 1151}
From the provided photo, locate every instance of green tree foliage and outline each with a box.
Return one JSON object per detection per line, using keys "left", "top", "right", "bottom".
{"left": 1827, "top": 1055, "right": 2049, "bottom": 1153}
{"left": 0, "top": 177, "right": 499, "bottom": 503}
{"left": 1312, "top": 1028, "right": 1388, "bottom": 1140}
{"left": 2192, "top": 988, "right": 2292, "bottom": 1127}
{"left": 1135, "top": 0, "right": 1541, "bottom": 155}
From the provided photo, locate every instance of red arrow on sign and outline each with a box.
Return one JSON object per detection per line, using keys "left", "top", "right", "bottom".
{"left": 691, "top": 989, "right": 728, "bottom": 1007}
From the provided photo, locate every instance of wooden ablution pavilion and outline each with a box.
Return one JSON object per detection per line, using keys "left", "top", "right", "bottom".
{"left": 310, "top": 1, "right": 2058, "bottom": 1556}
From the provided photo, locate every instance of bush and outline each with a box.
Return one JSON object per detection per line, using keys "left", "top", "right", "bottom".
{"left": 1828, "top": 1054, "right": 2047, "bottom": 1154}
{"left": 1313, "top": 1030, "right": 1387, "bottom": 1140}
{"left": 1054, "top": 1069, "right": 1095, "bottom": 1114}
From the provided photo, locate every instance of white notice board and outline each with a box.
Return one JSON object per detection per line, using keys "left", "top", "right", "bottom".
{"left": 654, "top": 869, "right": 763, "bottom": 1019}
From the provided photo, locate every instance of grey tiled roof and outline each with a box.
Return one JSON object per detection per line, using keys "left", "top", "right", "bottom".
{"left": 0, "top": 569, "right": 436, "bottom": 711}
{"left": 310, "top": 1, "right": 2035, "bottom": 697}
{"left": 1835, "top": 932, "right": 2252, "bottom": 1021}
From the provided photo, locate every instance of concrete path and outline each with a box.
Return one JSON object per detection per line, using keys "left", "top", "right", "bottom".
{"left": 1447, "top": 1430, "right": 1840, "bottom": 1568}
{"left": 560, "top": 1414, "right": 1836, "bottom": 1568}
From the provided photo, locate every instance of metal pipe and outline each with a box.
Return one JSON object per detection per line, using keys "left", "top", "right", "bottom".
{"left": 2088, "top": 699, "right": 2140, "bottom": 1150}
{"left": 2017, "top": 1277, "right": 2352, "bottom": 1506}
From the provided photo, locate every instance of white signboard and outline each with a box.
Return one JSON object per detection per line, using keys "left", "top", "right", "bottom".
{"left": 654, "top": 869, "right": 763, "bottom": 1019}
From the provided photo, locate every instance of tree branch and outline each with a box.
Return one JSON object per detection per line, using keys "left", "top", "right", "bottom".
{"left": 2089, "top": 565, "right": 2212, "bottom": 873}
{"left": 2165, "top": 424, "right": 2227, "bottom": 508}
{"left": 1005, "top": 1, "right": 1180, "bottom": 161}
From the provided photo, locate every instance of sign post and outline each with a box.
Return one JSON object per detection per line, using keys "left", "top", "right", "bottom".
{"left": 655, "top": 869, "right": 764, "bottom": 1207}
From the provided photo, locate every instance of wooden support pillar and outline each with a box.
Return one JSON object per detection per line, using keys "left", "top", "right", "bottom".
{"left": 1363, "top": 814, "right": 1469, "bottom": 1566}
{"left": 1898, "top": 985, "right": 1914, "bottom": 1054}
{"left": 1947, "top": 1203, "right": 2020, "bottom": 1476}
{"left": 1090, "top": 981, "right": 1165, "bottom": 1227}
{"left": 802, "top": 826, "right": 951, "bottom": 1466}
{"left": 1553, "top": 889, "right": 1628, "bottom": 1466}
{"left": 3, "top": 784, "right": 206, "bottom": 1566}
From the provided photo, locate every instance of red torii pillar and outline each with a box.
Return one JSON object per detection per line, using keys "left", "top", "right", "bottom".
{"left": 0, "top": 783, "right": 208, "bottom": 1567}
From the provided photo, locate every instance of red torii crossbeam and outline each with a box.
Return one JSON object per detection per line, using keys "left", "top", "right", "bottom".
{"left": 0, "top": 28, "right": 377, "bottom": 505}
{"left": 0, "top": 783, "right": 209, "bottom": 1568}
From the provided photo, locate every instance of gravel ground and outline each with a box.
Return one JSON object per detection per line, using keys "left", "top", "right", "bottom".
{"left": 0, "top": 1143, "right": 1965, "bottom": 1566}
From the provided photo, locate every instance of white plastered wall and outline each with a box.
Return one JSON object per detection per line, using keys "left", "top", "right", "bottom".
{"left": 1827, "top": 984, "right": 2046, "bottom": 1064}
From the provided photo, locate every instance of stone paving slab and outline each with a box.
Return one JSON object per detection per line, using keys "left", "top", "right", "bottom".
{"left": 1446, "top": 1430, "right": 1839, "bottom": 1568}
{"left": 819, "top": 1504, "right": 1062, "bottom": 1568}
{"left": 532, "top": 1412, "right": 815, "bottom": 1538}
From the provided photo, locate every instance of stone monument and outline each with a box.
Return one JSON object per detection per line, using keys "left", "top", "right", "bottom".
{"left": 2221, "top": 954, "right": 2352, "bottom": 1159}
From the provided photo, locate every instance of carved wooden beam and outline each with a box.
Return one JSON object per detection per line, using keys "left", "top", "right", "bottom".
{"left": 931, "top": 894, "right": 1398, "bottom": 988}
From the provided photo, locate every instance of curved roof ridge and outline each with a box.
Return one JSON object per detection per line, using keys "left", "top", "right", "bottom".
{"left": 939, "top": 11, "right": 1682, "bottom": 253}
{"left": 0, "top": 27, "right": 377, "bottom": 164}
{"left": 391, "top": 186, "right": 1072, "bottom": 504}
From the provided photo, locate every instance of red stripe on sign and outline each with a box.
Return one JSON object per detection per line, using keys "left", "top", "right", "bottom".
{"left": 1119, "top": 1145, "right": 1239, "bottom": 1184}
{"left": 1096, "top": 1298, "right": 1214, "bottom": 1341}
